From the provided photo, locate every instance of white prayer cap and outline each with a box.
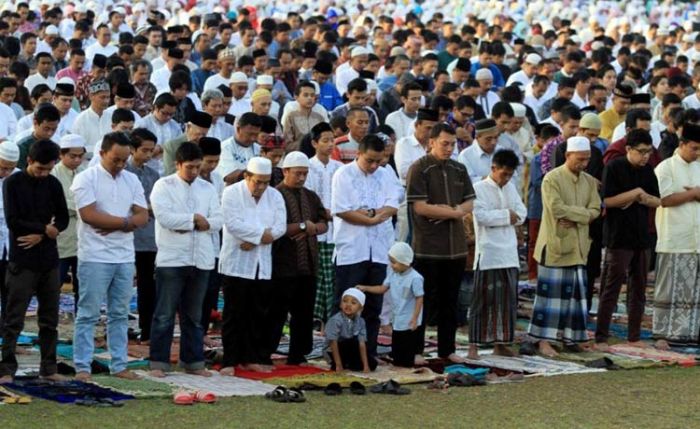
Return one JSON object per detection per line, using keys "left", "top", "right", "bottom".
{"left": 0, "top": 142, "right": 19, "bottom": 162}
{"left": 510, "top": 103, "right": 526, "bottom": 118}
{"left": 567, "top": 136, "right": 591, "bottom": 152}
{"left": 57, "top": 76, "right": 75, "bottom": 87}
{"left": 74, "top": 3, "right": 87, "bottom": 13}
{"left": 256, "top": 75, "right": 273, "bottom": 86}
{"left": 281, "top": 151, "right": 310, "bottom": 169}
{"left": 390, "top": 46, "right": 406, "bottom": 57}
{"left": 475, "top": 68, "right": 493, "bottom": 81}
{"left": 343, "top": 288, "right": 366, "bottom": 307}
{"left": 59, "top": 134, "right": 86, "bottom": 150}
{"left": 45, "top": 25, "right": 59, "bottom": 35}
{"left": 246, "top": 157, "right": 272, "bottom": 175}
{"left": 525, "top": 53, "right": 542, "bottom": 65}
{"left": 351, "top": 46, "right": 370, "bottom": 58}
{"left": 230, "top": 72, "right": 248, "bottom": 85}
{"left": 388, "top": 242, "right": 414, "bottom": 266}
{"left": 591, "top": 41, "right": 604, "bottom": 51}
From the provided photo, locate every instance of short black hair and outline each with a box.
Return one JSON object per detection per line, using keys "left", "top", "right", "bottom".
{"left": 491, "top": 101, "right": 514, "bottom": 119}
{"left": 237, "top": 112, "right": 262, "bottom": 128}
{"left": 154, "top": 93, "right": 178, "bottom": 108}
{"left": 130, "top": 128, "right": 157, "bottom": 149}
{"left": 625, "top": 129, "right": 653, "bottom": 147}
{"left": 492, "top": 149, "right": 520, "bottom": 169}
{"left": 28, "top": 139, "right": 60, "bottom": 164}
{"left": 169, "top": 70, "right": 191, "bottom": 92}
{"left": 176, "top": 141, "right": 203, "bottom": 163}
{"left": 347, "top": 78, "right": 368, "bottom": 94}
{"left": 112, "top": 108, "right": 135, "bottom": 125}
{"left": 430, "top": 95, "right": 454, "bottom": 112}
{"left": 358, "top": 134, "right": 386, "bottom": 153}
{"left": 35, "top": 103, "right": 60, "bottom": 124}
{"left": 0, "top": 77, "right": 17, "bottom": 92}
{"left": 429, "top": 123, "right": 456, "bottom": 139}
{"left": 560, "top": 105, "right": 582, "bottom": 122}
{"left": 295, "top": 80, "right": 315, "bottom": 96}
{"left": 625, "top": 108, "right": 652, "bottom": 129}
{"left": 311, "top": 122, "right": 333, "bottom": 141}
{"left": 101, "top": 131, "right": 132, "bottom": 152}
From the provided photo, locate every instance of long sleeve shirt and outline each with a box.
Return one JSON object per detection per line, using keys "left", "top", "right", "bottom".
{"left": 4, "top": 171, "right": 69, "bottom": 271}
{"left": 151, "top": 175, "right": 223, "bottom": 269}
{"left": 51, "top": 162, "right": 85, "bottom": 259}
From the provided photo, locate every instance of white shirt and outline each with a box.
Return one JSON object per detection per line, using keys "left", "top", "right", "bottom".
{"left": 101, "top": 105, "right": 142, "bottom": 136}
{"left": 218, "top": 180, "right": 287, "bottom": 280}
{"left": 134, "top": 114, "right": 182, "bottom": 146}
{"left": 571, "top": 91, "right": 589, "bottom": 109}
{"left": 523, "top": 94, "right": 547, "bottom": 121}
{"left": 215, "top": 138, "right": 260, "bottom": 178}
{"left": 24, "top": 73, "right": 57, "bottom": 93}
{"left": 331, "top": 161, "right": 401, "bottom": 266}
{"left": 394, "top": 134, "right": 428, "bottom": 185}
{"left": 228, "top": 97, "right": 251, "bottom": 118}
{"left": 203, "top": 74, "right": 231, "bottom": 92}
{"left": 71, "top": 107, "right": 112, "bottom": 154}
{"left": 472, "top": 176, "right": 527, "bottom": 270}
{"left": 611, "top": 121, "right": 663, "bottom": 148}
{"left": 17, "top": 109, "right": 78, "bottom": 140}
{"left": 151, "top": 56, "right": 166, "bottom": 72}
{"left": 476, "top": 91, "right": 501, "bottom": 117}
{"left": 655, "top": 154, "right": 700, "bottom": 253}
{"left": 506, "top": 70, "right": 532, "bottom": 87}
{"left": 0, "top": 103, "right": 18, "bottom": 140}
{"left": 85, "top": 42, "right": 117, "bottom": 62}
{"left": 458, "top": 142, "right": 506, "bottom": 185}
{"left": 335, "top": 64, "right": 359, "bottom": 96}
{"left": 305, "top": 156, "right": 343, "bottom": 243}
{"left": 150, "top": 67, "right": 172, "bottom": 94}
{"left": 683, "top": 93, "right": 700, "bottom": 110}
{"left": 151, "top": 174, "right": 223, "bottom": 270}
{"left": 384, "top": 109, "right": 416, "bottom": 141}
{"left": 207, "top": 117, "right": 234, "bottom": 142}
{"left": 71, "top": 164, "right": 147, "bottom": 263}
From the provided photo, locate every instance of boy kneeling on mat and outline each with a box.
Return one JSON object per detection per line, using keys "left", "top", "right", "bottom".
{"left": 357, "top": 242, "right": 426, "bottom": 367}
{"left": 325, "top": 289, "right": 376, "bottom": 373}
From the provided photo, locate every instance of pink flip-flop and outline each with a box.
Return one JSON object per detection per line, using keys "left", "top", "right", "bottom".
{"left": 193, "top": 390, "right": 217, "bottom": 404}
{"left": 173, "top": 390, "right": 195, "bottom": 405}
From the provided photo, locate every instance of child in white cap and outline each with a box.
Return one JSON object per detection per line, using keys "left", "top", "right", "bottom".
{"left": 357, "top": 242, "right": 425, "bottom": 367}
{"left": 324, "top": 288, "right": 376, "bottom": 373}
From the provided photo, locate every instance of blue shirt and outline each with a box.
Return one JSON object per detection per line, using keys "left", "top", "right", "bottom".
{"left": 383, "top": 267, "right": 424, "bottom": 331}
{"left": 593, "top": 138, "right": 609, "bottom": 154}
{"left": 324, "top": 311, "right": 367, "bottom": 350}
{"left": 192, "top": 69, "right": 214, "bottom": 96}
{"left": 528, "top": 153, "right": 544, "bottom": 220}
{"left": 318, "top": 81, "right": 343, "bottom": 112}
{"left": 470, "top": 63, "right": 505, "bottom": 88}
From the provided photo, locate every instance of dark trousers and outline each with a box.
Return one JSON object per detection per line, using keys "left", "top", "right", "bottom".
{"left": 135, "top": 251, "right": 156, "bottom": 341}
{"left": 595, "top": 248, "right": 649, "bottom": 343}
{"left": 221, "top": 275, "right": 274, "bottom": 366}
{"left": 586, "top": 237, "right": 603, "bottom": 311}
{"left": 414, "top": 258, "right": 465, "bottom": 358}
{"left": 0, "top": 259, "right": 7, "bottom": 337}
{"left": 269, "top": 275, "right": 316, "bottom": 364}
{"left": 0, "top": 264, "right": 60, "bottom": 377}
{"left": 59, "top": 257, "right": 79, "bottom": 313}
{"left": 392, "top": 325, "right": 424, "bottom": 367}
{"left": 149, "top": 266, "right": 209, "bottom": 371}
{"left": 200, "top": 259, "right": 221, "bottom": 334}
{"left": 527, "top": 219, "right": 541, "bottom": 281}
{"left": 328, "top": 338, "right": 379, "bottom": 371}
{"left": 335, "top": 261, "right": 386, "bottom": 359}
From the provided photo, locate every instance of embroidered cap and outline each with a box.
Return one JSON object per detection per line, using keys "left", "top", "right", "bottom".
{"left": 88, "top": 79, "right": 110, "bottom": 94}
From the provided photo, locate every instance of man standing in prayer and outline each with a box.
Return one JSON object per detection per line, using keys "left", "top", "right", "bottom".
{"left": 528, "top": 136, "right": 601, "bottom": 357}
{"left": 161, "top": 110, "right": 212, "bottom": 175}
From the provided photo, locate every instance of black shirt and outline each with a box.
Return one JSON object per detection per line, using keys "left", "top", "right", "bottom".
{"left": 601, "top": 157, "right": 660, "bottom": 249}
{"left": 658, "top": 130, "right": 679, "bottom": 161}
{"left": 3, "top": 171, "right": 69, "bottom": 271}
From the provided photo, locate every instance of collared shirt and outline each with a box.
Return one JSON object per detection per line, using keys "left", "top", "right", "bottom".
{"left": 134, "top": 114, "right": 182, "bottom": 147}
{"left": 324, "top": 311, "right": 367, "bottom": 348}
{"left": 384, "top": 109, "right": 416, "bottom": 141}
{"left": 150, "top": 67, "right": 172, "bottom": 94}
{"left": 654, "top": 153, "right": 700, "bottom": 253}
{"left": 305, "top": 156, "right": 343, "bottom": 243}
{"left": 71, "top": 107, "right": 111, "bottom": 154}
{"left": 203, "top": 73, "right": 231, "bottom": 93}
{"left": 0, "top": 103, "right": 17, "bottom": 140}
{"left": 151, "top": 174, "right": 223, "bottom": 269}
{"left": 473, "top": 177, "right": 527, "bottom": 270}
{"left": 162, "top": 135, "right": 189, "bottom": 177}
{"left": 395, "top": 134, "right": 428, "bottom": 185}
{"left": 535, "top": 165, "right": 601, "bottom": 267}
{"left": 476, "top": 91, "right": 501, "bottom": 117}
{"left": 228, "top": 97, "right": 251, "bottom": 118}
{"left": 382, "top": 267, "right": 424, "bottom": 331}
{"left": 125, "top": 161, "right": 159, "bottom": 253}
{"left": 458, "top": 141, "right": 506, "bottom": 184}
{"left": 24, "top": 73, "right": 57, "bottom": 93}
{"left": 215, "top": 138, "right": 260, "bottom": 178}
{"left": 331, "top": 161, "right": 401, "bottom": 266}
{"left": 218, "top": 180, "right": 287, "bottom": 280}
{"left": 282, "top": 109, "right": 327, "bottom": 152}
{"left": 85, "top": 42, "right": 117, "bottom": 62}
{"left": 207, "top": 117, "right": 234, "bottom": 142}
{"left": 506, "top": 70, "right": 533, "bottom": 87}
{"left": 335, "top": 64, "right": 359, "bottom": 96}
{"left": 71, "top": 164, "right": 147, "bottom": 263}
{"left": 406, "top": 155, "right": 475, "bottom": 260}
{"left": 318, "top": 81, "right": 343, "bottom": 112}
{"left": 51, "top": 162, "right": 85, "bottom": 259}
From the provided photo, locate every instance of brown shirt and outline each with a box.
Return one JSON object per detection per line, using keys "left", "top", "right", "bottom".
{"left": 406, "top": 155, "right": 475, "bottom": 260}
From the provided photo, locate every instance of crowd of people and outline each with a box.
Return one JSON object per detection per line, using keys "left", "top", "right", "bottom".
{"left": 0, "top": 0, "right": 698, "bottom": 383}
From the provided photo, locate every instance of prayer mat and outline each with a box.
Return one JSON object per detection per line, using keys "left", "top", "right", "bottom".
{"left": 607, "top": 344, "right": 698, "bottom": 367}
{"left": 450, "top": 351, "right": 607, "bottom": 376}
{"left": 58, "top": 344, "right": 147, "bottom": 370}
{"left": 349, "top": 366, "right": 439, "bottom": 385}
{"left": 137, "top": 371, "right": 273, "bottom": 397}
{"left": 0, "top": 333, "right": 36, "bottom": 346}
{"left": 128, "top": 342, "right": 179, "bottom": 364}
{"left": 90, "top": 376, "right": 175, "bottom": 398}
{"left": 443, "top": 365, "right": 490, "bottom": 379}
{"left": 585, "top": 322, "right": 653, "bottom": 341}
{"left": 5, "top": 376, "right": 133, "bottom": 404}
{"left": 234, "top": 364, "right": 329, "bottom": 381}
{"left": 671, "top": 346, "right": 700, "bottom": 355}
{"left": 275, "top": 336, "right": 326, "bottom": 360}
{"left": 264, "top": 372, "right": 373, "bottom": 389}
{"left": 555, "top": 352, "right": 667, "bottom": 370}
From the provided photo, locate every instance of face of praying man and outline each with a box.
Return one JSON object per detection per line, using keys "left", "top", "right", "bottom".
{"left": 429, "top": 131, "right": 456, "bottom": 161}
{"left": 245, "top": 173, "right": 271, "bottom": 199}
{"left": 282, "top": 167, "right": 308, "bottom": 188}
{"left": 490, "top": 165, "right": 515, "bottom": 188}
{"left": 177, "top": 159, "right": 202, "bottom": 183}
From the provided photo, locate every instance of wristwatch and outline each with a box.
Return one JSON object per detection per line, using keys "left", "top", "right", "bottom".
{"left": 367, "top": 209, "right": 376, "bottom": 218}
{"left": 299, "top": 222, "right": 307, "bottom": 231}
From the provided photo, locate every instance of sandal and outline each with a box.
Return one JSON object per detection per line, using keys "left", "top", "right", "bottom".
{"left": 173, "top": 390, "right": 195, "bottom": 405}
{"left": 265, "top": 386, "right": 288, "bottom": 402}
{"left": 349, "top": 381, "right": 366, "bottom": 395}
{"left": 284, "top": 388, "right": 306, "bottom": 403}
{"left": 324, "top": 382, "right": 342, "bottom": 396}
{"left": 193, "top": 390, "right": 217, "bottom": 404}
{"left": 447, "top": 373, "right": 485, "bottom": 387}
{"left": 370, "top": 379, "right": 410, "bottom": 395}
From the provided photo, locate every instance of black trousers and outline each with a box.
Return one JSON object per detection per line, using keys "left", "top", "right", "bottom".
{"left": 0, "top": 264, "right": 60, "bottom": 377}
{"left": 414, "top": 258, "right": 465, "bottom": 358}
{"left": 268, "top": 275, "right": 316, "bottom": 364}
{"left": 334, "top": 261, "right": 386, "bottom": 359}
{"left": 392, "top": 325, "right": 424, "bottom": 367}
{"left": 59, "top": 257, "right": 79, "bottom": 313}
{"left": 221, "top": 275, "right": 274, "bottom": 366}
{"left": 328, "top": 338, "right": 379, "bottom": 371}
{"left": 135, "top": 251, "right": 157, "bottom": 341}
{"left": 200, "top": 259, "right": 221, "bottom": 334}
{"left": 0, "top": 259, "right": 7, "bottom": 337}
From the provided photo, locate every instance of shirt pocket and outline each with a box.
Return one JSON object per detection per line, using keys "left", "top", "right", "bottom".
{"left": 552, "top": 225, "right": 576, "bottom": 256}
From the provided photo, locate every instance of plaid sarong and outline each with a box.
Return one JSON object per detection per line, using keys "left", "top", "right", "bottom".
{"left": 653, "top": 253, "right": 700, "bottom": 344}
{"left": 469, "top": 267, "right": 518, "bottom": 345}
{"left": 314, "top": 242, "right": 335, "bottom": 321}
{"left": 528, "top": 265, "right": 588, "bottom": 343}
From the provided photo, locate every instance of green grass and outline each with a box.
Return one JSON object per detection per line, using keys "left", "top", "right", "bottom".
{"left": 2, "top": 366, "right": 700, "bottom": 428}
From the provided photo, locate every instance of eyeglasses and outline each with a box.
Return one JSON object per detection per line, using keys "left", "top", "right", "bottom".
{"left": 633, "top": 148, "right": 654, "bottom": 156}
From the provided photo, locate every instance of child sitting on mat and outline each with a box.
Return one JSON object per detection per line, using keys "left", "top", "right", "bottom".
{"left": 357, "top": 242, "right": 426, "bottom": 367}
{"left": 324, "top": 289, "right": 376, "bottom": 373}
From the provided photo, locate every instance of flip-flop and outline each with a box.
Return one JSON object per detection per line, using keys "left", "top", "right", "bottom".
{"left": 0, "top": 386, "right": 31, "bottom": 404}
{"left": 265, "top": 386, "right": 288, "bottom": 402}
{"left": 284, "top": 388, "right": 306, "bottom": 403}
{"left": 584, "top": 357, "right": 621, "bottom": 370}
{"left": 173, "top": 390, "right": 195, "bottom": 405}
{"left": 447, "top": 373, "right": 485, "bottom": 387}
{"left": 324, "top": 382, "right": 343, "bottom": 396}
{"left": 96, "top": 397, "right": 125, "bottom": 407}
{"left": 349, "top": 381, "right": 366, "bottom": 395}
{"left": 193, "top": 390, "right": 217, "bottom": 404}
{"left": 385, "top": 379, "right": 410, "bottom": 395}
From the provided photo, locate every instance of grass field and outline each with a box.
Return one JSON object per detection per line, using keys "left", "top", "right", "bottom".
{"left": 1, "top": 366, "right": 699, "bottom": 429}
